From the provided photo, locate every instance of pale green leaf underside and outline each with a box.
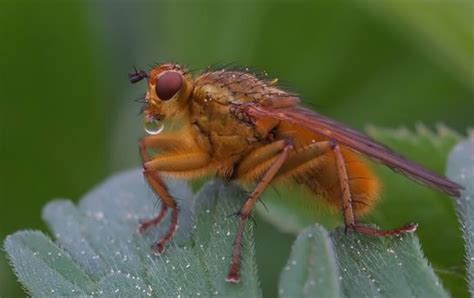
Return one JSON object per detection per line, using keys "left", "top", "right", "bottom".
{"left": 332, "top": 228, "right": 447, "bottom": 298}
{"left": 4, "top": 170, "right": 261, "bottom": 297}
{"left": 4, "top": 231, "right": 95, "bottom": 296}
{"left": 447, "top": 137, "right": 474, "bottom": 296}
{"left": 279, "top": 225, "right": 341, "bottom": 298}
{"left": 279, "top": 224, "right": 448, "bottom": 298}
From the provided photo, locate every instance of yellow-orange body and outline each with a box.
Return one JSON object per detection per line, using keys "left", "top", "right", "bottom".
{"left": 144, "top": 65, "right": 379, "bottom": 216}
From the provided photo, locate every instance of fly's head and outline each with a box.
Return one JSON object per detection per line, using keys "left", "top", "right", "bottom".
{"left": 130, "top": 63, "right": 193, "bottom": 130}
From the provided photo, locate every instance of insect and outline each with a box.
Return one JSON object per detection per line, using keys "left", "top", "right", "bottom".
{"left": 129, "top": 62, "right": 462, "bottom": 283}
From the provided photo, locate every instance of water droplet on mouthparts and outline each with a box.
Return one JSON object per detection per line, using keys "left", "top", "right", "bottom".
{"left": 144, "top": 116, "right": 164, "bottom": 135}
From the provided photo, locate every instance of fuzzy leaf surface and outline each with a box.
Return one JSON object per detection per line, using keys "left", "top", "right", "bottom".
{"left": 447, "top": 137, "right": 474, "bottom": 296}
{"left": 4, "top": 169, "right": 261, "bottom": 297}
{"left": 280, "top": 224, "right": 448, "bottom": 298}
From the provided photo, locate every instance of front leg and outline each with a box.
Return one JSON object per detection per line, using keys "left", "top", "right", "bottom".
{"left": 139, "top": 134, "right": 183, "bottom": 237}
{"left": 140, "top": 132, "right": 194, "bottom": 162}
{"left": 139, "top": 133, "right": 211, "bottom": 254}
{"left": 139, "top": 133, "right": 191, "bottom": 205}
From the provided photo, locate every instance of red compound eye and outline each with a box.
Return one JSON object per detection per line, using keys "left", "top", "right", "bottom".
{"left": 155, "top": 71, "right": 183, "bottom": 101}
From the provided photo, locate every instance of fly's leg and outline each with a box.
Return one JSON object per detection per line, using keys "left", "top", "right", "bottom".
{"left": 333, "top": 143, "right": 418, "bottom": 236}
{"left": 236, "top": 140, "right": 336, "bottom": 181}
{"left": 138, "top": 134, "right": 191, "bottom": 234}
{"left": 333, "top": 144, "right": 355, "bottom": 228}
{"left": 145, "top": 152, "right": 212, "bottom": 172}
{"left": 234, "top": 139, "right": 287, "bottom": 179}
{"left": 139, "top": 133, "right": 192, "bottom": 163}
{"left": 228, "top": 140, "right": 338, "bottom": 283}
{"left": 139, "top": 134, "right": 211, "bottom": 254}
{"left": 141, "top": 169, "right": 178, "bottom": 254}
{"left": 142, "top": 151, "right": 211, "bottom": 254}
{"left": 138, "top": 203, "right": 168, "bottom": 234}
{"left": 276, "top": 141, "right": 336, "bottom": 177}
{"left": 227, "top": 141, "right": 293, "bottom": 283}
{"left": 350, "top": 222, "right": 418, "bottom": 236}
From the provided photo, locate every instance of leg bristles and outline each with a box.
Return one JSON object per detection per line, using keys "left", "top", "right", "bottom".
{"left": 349, "top": 223, "right": 418, "bottom": 237}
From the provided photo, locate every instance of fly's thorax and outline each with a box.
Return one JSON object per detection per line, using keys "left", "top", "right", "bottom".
{"left": 187, "top": 69, "right": 287, "bottom": 160}
{"left": 188, "top": 99, "right": 278, "bottom": 163}
{"left": 189, "top": 97, "right": 258, "bottom": 160}
{"left": 193, "top": 70, "right": 273, "bottom": 105}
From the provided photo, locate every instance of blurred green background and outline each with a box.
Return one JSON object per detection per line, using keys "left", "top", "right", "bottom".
{"left": 1, "top": 0, "right": 473, "bottom": 297}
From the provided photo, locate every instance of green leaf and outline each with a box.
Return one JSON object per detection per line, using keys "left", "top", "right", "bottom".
{"left": 333, "top": 227, "right": 448, "bottom": 297}
{"left": 279, "top": 224, "right": 341, "bottom": 298}
{"left": 4, "top": 231, "right": 95, "bottom": 296}
{"left": 4, "top": 169, "right": 261, "bottom": 297}
{"left": 447, "top": 137, "right": 474, "bottom": 296}
{"left": 280, "top": 224, "right": 449, "bottom": 298}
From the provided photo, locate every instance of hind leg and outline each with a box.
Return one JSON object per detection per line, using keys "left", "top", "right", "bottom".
{"left": 332, "top": 143, "right": 418, "bottom": 236}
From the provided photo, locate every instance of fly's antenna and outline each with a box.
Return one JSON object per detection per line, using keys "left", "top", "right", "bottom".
{"left": 129, "top": 67, "right": 148, "bottom": 84}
